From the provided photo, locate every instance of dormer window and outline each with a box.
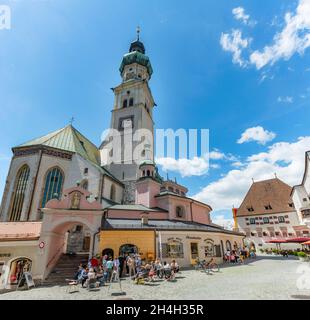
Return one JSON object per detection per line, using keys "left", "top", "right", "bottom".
{"left": 247, "top": 206, "right": 254, "bottom": 212}
{"left": 264, "top": 204, "right": 272, "bottom": 210}
{"left": 288, "top": 203, "right": 294, "bottom": 208}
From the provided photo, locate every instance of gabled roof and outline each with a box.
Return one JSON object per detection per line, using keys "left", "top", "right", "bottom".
{"left": 237, "top": 178, "right": 294, "bottom": 217}
{"left": 15, "top": 124, "right": 100, "bottom": 165}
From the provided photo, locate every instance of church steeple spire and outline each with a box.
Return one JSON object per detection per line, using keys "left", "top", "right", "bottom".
{"left": 129, "top": 27, "right": 146, "bottom": 54}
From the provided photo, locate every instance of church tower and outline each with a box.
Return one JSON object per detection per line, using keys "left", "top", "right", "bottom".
{"left": 101, "top": 29, "right": 156, "bottom": 204}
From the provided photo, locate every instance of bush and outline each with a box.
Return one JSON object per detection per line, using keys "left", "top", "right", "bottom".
{"left": 297, "top": 252, "right": 307, "bottom": 258}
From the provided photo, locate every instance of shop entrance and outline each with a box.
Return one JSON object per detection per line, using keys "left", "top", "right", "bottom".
{"left": 190, "top": 242, "right": 199, "bottom": 264}
{"left": 119, "top": 244, "right": 138, "bottom": 256}
{"left": 9, "top": 258, "right": 32, "bottom": 285}
{"left": 102, "top": 248, "right": 114, "bottom": 259}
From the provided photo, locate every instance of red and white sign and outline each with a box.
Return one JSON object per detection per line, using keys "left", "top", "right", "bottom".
{"left": 39, "top": 241, "right": 45, "bottom": 249}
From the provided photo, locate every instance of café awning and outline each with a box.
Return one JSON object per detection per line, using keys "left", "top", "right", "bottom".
{"left": 265, "top": 239, "right": 287, "bottom": 243}
{"left": 285, "top": 237, "right": 310, "bottom": 243}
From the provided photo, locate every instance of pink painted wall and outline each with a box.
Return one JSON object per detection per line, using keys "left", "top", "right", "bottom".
{"left": 155, "top": 195, "right": 211, "bottom": 224}
{"left": 136, "top": 179, "right": 161, "bottom": 209}
{"left": 191, "top": 202, "right": 211, "bottom": 225}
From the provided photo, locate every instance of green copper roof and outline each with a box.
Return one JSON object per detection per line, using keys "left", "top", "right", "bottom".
{"left": 16, "top": 125, "right": 100, "bottom": 165}
{"left": 139, "top": 159, "right": 155, "bottom": 167}
{"left": 119, "top": 51, "right": 153, "bottom": 77}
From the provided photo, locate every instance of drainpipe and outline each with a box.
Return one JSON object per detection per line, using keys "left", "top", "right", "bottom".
{"left": 92, "top": 227, "right": 101, "bottom": 257}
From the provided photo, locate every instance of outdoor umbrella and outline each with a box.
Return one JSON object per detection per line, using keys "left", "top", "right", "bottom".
{"left": 301, "top": 240, "right": 310, "bottom": 245}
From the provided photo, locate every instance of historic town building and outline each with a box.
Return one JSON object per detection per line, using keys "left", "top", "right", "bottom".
{"left": 234, "top": 177, "right": 310, "bottom": 249}
{"left": 0, "top": 34, "right": 244, "bottom": 289}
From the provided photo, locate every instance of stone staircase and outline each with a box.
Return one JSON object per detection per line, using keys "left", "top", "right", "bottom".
{"left": 43, "top": 253, "right": 89, "bottom": 286}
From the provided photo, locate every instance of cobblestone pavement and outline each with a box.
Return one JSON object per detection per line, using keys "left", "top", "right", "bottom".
{"left": 1, "top": 256, "right": 310, "bottom": 300}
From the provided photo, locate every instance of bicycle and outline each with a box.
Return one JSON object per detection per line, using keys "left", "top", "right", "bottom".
{"left": 204, "top": 258, "right": 220, "bottom": 274}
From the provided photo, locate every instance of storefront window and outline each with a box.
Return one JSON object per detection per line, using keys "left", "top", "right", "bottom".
{"left": 162, "top": 241, "right": 184, "bottom": 258}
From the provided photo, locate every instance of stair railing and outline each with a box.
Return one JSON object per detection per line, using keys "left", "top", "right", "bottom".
{"left": 46, "top": 242, "right": 65, "bottom": 269}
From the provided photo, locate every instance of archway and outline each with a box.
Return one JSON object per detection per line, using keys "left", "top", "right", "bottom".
{"left": 102, "top": 248, "right": 114, "bottom": 259}
{"left": 8, "top": 257, "right": 32, "bottom": 285}
{"left": 226, "top": 240, "right": 232, "bottom": 251}
{"left": 119, "top": 244, "right": 138, "bottom": 256}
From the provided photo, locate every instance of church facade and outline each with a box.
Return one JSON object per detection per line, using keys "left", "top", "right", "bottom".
{"left": 0, "top": 35, "right": 244, "bottom": 288}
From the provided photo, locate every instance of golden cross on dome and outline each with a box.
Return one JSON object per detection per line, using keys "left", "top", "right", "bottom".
{"left": 136, "top": 26, "right": 140, "bottom": 40}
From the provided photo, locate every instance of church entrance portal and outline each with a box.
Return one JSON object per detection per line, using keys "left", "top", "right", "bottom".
{"left": 119, "top": 244, "right": 138, "bottom": 256}
{"left": 102, "top": 248, "right": 114, "bottom": 259}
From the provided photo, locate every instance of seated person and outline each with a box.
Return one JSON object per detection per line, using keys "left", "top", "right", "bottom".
{"left": 84, "top": 268, "right": 97, "bottom": 288}
{"left": 134, "top": 265, "right": 150, "bottom": 284}
{"left": 96, "top": 266, "right": 105, "bottom": 286}
{"left": 170, "top": 260, "right": 179, "bottom": 273}
{"left": 78, "top": 265, "right": 88, "bottom": 286}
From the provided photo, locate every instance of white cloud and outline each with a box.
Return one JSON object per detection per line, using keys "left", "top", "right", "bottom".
{"left": 277, "top": 96, "right": 294, "bottom": 103}
{"left": 250, "top": 0, "right": 310, "bottom": 69}
{"left": 220, "top": 29, "right": 251, "bottom": 67}
{"left": 231, "top": 161, "right": 245, "bottom": 168}
{"left": 193, "top": 136, "right": 310, "bottom": 211}
{"left": 237, "top": 126, "right": 276, "bottom": 145}
{"left": 211, "top": 214, "right": 234, "bottom": 230}
{"left": 156, "top": 149, "right": 238, "bottom": 177}
{"left": 232, "top": 7, "right": 256, "bottom": 26}
{"left": 156, "top": 155, "right": 209, "bottom": 177}
{"left": 209, "top": 150, "right": 225, "bottom": 160}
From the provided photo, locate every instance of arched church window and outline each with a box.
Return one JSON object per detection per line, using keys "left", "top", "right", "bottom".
{"left": 81, "top": 180, "right": 88, "bottom": 190}
{"left": 176, "top": 206, "right": 185, "bottom": 218}
{"left": 147, "top": 170, "right": 150, "bottom": 176}
{"left": 226, "top": 240, "right": 232, "bottom": 251}
{"left": 41, "top": 167, "right": 64, "bottom": 208}
{"left": 9, "top": 165, "right": 30, "bottom": 221}
{"left": 110, "top": 184, "right": 116, "bottom": 201}
{"left": 129, "top": 98, "right": 134, "bottom": 107}
{"left": 123, "top": 99, "right": 128, "bottom": 108}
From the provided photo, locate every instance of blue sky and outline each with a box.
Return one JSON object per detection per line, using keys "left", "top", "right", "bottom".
{"left": 0, "top": 0, "right": 310, "bottom": 227}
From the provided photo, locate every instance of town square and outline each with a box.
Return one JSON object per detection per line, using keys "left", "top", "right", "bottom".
{"left": 0, "top": 0, "right": 310, "bottom": 304}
